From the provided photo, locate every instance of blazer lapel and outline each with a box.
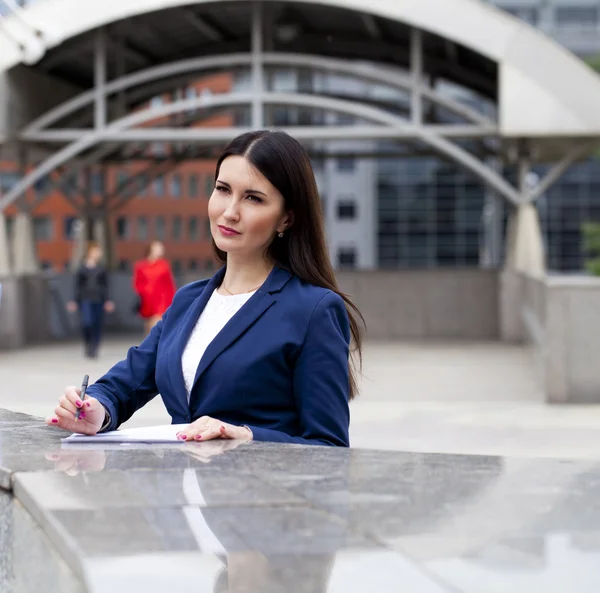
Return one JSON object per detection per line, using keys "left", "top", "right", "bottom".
{"left": 169, "top": 268, "right": 226, "bottom": 413}
{"left": 191, "top": 265, "right": 292, "bottom": 389}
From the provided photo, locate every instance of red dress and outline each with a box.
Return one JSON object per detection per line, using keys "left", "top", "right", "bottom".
{"left": 133, "top": 258, "right": 176, "bottom": 319}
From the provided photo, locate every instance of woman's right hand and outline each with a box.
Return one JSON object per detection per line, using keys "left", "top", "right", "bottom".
{"left": 66, "top": 301, "right": 78, "bottom": 313}
{"left": 45, "top": 386, "right": 106, "bottom": 435}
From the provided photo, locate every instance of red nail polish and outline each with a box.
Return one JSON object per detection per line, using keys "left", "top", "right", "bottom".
{"left": 51, "top": 418, "right": 58, "bottom": 424}
{"left": 75, "top": 401, "right": 82, "bottom": 408}
{"left": 195, "top": 435, "right": 202, "bottom": 440}
{"left": 86, "top": 402, "right": 91, "bottom": 408}
{"left": 178, "top": 434, "right": 187, "bottom": 440}
{"left": 79, "top": 412, "right": 86, "bottom": 419}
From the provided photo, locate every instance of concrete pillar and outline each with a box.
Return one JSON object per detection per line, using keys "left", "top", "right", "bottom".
{"left": 505, "top": 203, "right": 545, "bottom": 278}
{"left": 500, "top": 202, "right": 546, "bottom": 342}
{"left": 12, "top": 212, "right": 38, "bottom": 275}
{"left": 70, "top": 218, "right": 88, "bottom": 271}
{"left": 93, "top": 215, "right": 115, "bottom": 269}
{"left": 0, "top": 212, "right": 11, "bottom": 276}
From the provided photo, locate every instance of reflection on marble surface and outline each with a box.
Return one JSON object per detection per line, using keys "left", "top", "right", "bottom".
{"left": 1, "top": 410, "right": 600, "bottom": 592}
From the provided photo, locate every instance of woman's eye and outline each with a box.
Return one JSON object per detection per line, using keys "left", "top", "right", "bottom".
{"left": 246, "top": 195, "right": 263, "bottom": 203}
{"left": 216, "top": 185, "right": 229, "bottom": 193}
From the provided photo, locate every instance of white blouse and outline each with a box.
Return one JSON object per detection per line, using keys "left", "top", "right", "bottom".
{"left": 181, "top": 288, "right": 255, "bottom": 400}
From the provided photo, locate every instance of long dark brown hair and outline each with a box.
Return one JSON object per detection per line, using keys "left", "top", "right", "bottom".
{"left": 211, "top": 130, "right": 365, "bottom": 399}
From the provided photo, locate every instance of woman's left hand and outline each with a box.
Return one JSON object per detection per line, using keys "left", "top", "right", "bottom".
{"left": 177, "top": 416, "right": 253, "bottom": 442}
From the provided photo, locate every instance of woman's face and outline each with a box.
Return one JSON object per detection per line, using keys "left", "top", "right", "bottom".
{"left": 88, "top": 246, "right": 102, "bottom": 262}
{"left": 208, "top": 156, "right": 290, "bottom": 261}
{"left": 150, "top": 242, "right": 164, "bottom": 259}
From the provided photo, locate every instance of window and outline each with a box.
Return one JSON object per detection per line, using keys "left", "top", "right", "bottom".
{"left": 311, "top": 156, "right": 324, "bottom": 172}
{"left": 116, "top": 171, "right": 128, "bottom": 191}
{"left": 137, "top": 174, "right": 148, "bottom": 197}
{"left": 91, "top": 171, "right": 105, "bottom": 195}
{"left": 0, "top": 171, "right": 21, "bottom": 192}
{"left": 116, "top": 217, "right": 129, "bottom": 239}
{"left": 172, "top": 260, "right": 182, "bottom": 275}
{"left": 337, "top": 113, "right": 355, "bottom": 125}
{"left": 63, "top": 216, "right": 77, "bottom": 240}
{"left": 5, "top": 216, "right": 14, "bottom": 240}
{"left": 337, "top": 247, "right": 357, "bottom": 269}
{"left": 34, "top": 176, "right": 51, "bottom": 197}
{"left": 188, "top": 174, "right": 199, "bottom": 198}
{"left": 41, "top": 261, "right": 53, "bottom": 271}
{"left": 204, "top": 218, "right": 212, "bottom": 239}
{"left": 556, "top": 6, "right": 598, "bottom": 25}
{"left": 118, "top": 259, "right": 130, "bottom": 272}
{"left": 33, "top": 216, "right": 53, "bottom": 241}
{"left": 172, "top": 215, "right": 182, "bottom": 241}
{"left": 154, "top": 175, "right": 165, "bottom": 197}
{"left": 156, "top": 216, "right": 165, "bottom": 240}
{"left": 189, "top": 259, "right": 198, "bottom": 271}
{"left": 171, "top": 174, "right": 182, "bottom": 198}
{"left": 204, "top": 259, "right": 214, "bottom": 271}
{"left": 185, "top": 86, "right": 198, "bottom": 116}
{"left": 337, "top": 199, "right": 357, "bottom": 220}
{"left": 337, "top": 157, "right": 355, "bottom": 172}
{"left": 204, "top": 175, "right": 214, "bottom": 197}
{"left": 501, "top": 6, "right": 539, "bottom": 24}
{"left": 61, "top": 174, "right": 78, "bottom": 198}
{"left": 188, "top": 216, "right": 199, "bottom": 240}
{"left": 137, "top": 216, "right": 148, "bottom": 241}
{"left": 152, "top": 143, "right": 166, "bottom": 157}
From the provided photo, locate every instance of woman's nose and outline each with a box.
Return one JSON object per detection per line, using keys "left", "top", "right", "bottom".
{"left": 223, "top": 200, "right": 240, "bottom": 219}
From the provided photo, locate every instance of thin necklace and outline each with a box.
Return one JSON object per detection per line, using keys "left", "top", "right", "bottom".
{"left": 221, "top": 283, "right": 262, "bottom": 296}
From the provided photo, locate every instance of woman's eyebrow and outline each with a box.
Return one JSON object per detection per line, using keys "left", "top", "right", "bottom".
{"left": 216, "top": 180, "right": 267, "bottom": 196}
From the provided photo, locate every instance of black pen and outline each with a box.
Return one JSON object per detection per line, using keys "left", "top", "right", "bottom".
{"left": 77, "top": 374, "right": 89, "bottom": 420}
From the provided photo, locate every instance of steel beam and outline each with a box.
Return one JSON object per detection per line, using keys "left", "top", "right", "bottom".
{"left": 251, "top": 2, "right": 264, "bottom": 129}
{"left": 23, "top": 124, "right": 498, "bottom": 143}
{"left": 4, "top": 91, "right": 517, "bottom": 210}
{"left": 524, "top": 140, "right": 600, "bottom": 203}
{"left": 183, "top": 9, "right": 223, "bottom": 42}
{"left": 23, "top": 52, "right": 491, "bottom": 134}
{"left": 410, "top": 29, "right": 423, "bottom": 126}
{"left": 94, "top": 29, "right": 107, "bottom": 130}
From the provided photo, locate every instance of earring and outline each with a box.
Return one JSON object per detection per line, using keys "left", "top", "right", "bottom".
{"left": 278, "top": 232, "right": 284, "bottom": 238}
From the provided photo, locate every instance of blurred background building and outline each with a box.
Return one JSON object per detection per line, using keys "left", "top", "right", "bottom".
{"left": 1, "top": 1, "right": 600, "bottom": 275}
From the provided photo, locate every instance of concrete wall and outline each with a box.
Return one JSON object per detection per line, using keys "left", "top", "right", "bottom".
{"left": 1, "top": 269, "right": 500, "bottom": 348}
{"left": 336, "top": 269, "right": 499, "bottom": 340}
{"left": 516, "top": 271, "right": 600, "bottom": 404}
{"left": 0, "top": 275, "right": 51, "bottom": 349}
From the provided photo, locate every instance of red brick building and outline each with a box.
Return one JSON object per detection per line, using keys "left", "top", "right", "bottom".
{"left": 1, "top": 73, "right": 234, "bottom": 275}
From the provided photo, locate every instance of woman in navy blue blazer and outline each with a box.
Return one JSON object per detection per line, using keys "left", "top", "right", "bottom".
{"left": 46, "top": 130, "right": 365, "bottom": 447}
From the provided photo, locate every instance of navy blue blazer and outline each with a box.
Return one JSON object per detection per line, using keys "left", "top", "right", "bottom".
{"left": 86, "top": 265, "right": 351, "bottom": 447}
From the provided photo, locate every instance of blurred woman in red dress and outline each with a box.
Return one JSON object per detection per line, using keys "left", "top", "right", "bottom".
{"left": 133, "top": 241, "right": 177, "bottom": 335}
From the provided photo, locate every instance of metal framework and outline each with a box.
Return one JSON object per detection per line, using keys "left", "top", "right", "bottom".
{"left": 0, "top": 0, "right": 598, "bottom": 215}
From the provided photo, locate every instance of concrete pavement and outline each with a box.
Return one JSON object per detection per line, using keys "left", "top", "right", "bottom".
{"left": 2, "top": 337, "right": 600, "bottom": 459}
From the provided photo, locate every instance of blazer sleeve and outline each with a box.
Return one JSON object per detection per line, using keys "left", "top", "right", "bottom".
{"left": 247, "top": 291, "right": 351, "bottom": 447}
{"left": 85, "top": 309, "right": 169, "bottom": 431}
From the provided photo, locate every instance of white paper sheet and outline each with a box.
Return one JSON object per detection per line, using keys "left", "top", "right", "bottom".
{"left": 61, "top": 424, "right": 189, "bottom": 444}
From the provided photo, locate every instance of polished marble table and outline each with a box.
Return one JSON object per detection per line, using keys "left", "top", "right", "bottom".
{"left": 0, "top": 408, "right": 599, "bottom": 592}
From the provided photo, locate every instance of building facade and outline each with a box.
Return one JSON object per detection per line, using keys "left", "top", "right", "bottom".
{"left": 2, "top": 1, "right": 599, "bottom": 274}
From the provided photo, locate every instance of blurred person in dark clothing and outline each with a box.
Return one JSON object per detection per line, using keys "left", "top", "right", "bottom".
{"left": 67, "top": 241, "right": 115, "bottom": 358}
